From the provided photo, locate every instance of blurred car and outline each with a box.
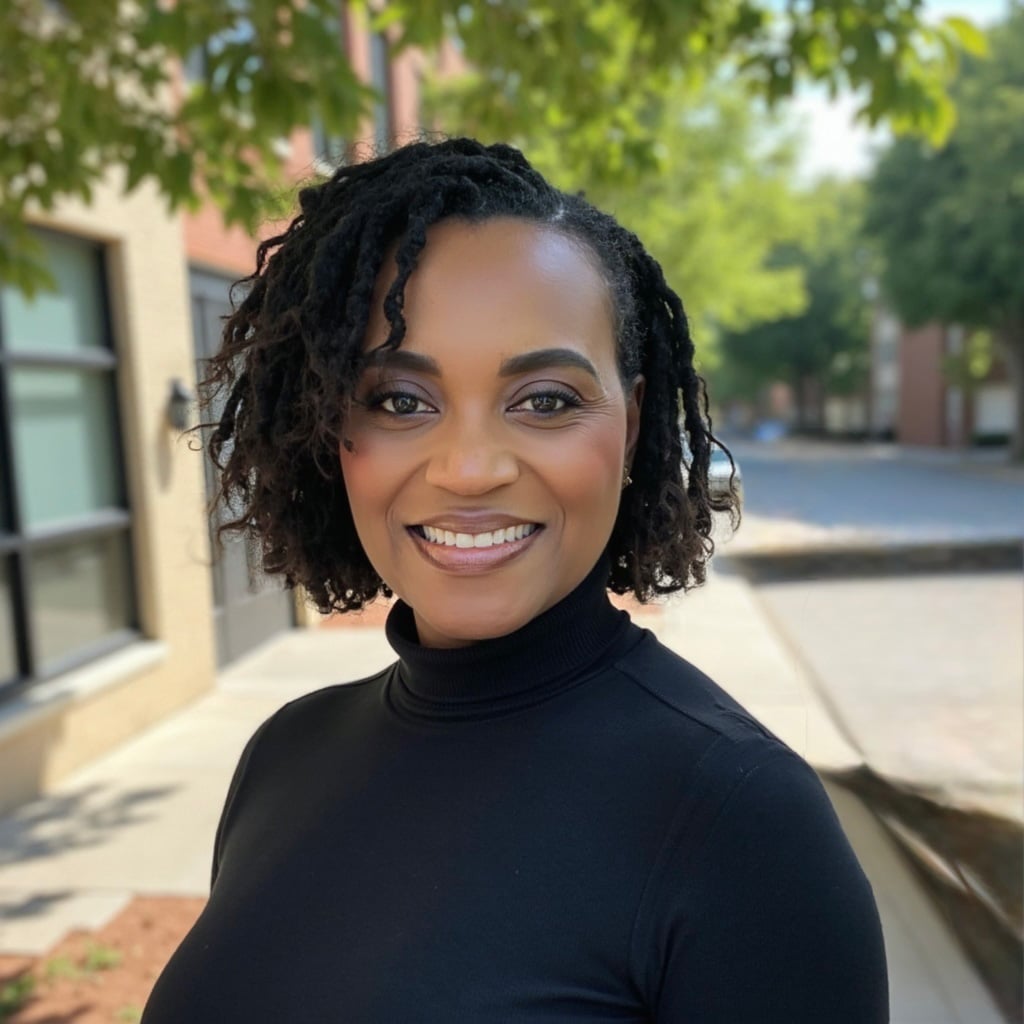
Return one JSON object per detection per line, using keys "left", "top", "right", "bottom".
{"left": 681, "top": 434, "right": 743, "bottom": 507}
{"left": 752, "top": 419, "right": 787, "bottom": 443}
{"left": 708, "top": 445, "right": 742, "bottom": 506}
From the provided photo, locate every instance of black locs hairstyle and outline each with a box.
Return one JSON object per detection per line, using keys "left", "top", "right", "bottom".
{"left": 200, "top": 136, "right": 740, "bottom": 614}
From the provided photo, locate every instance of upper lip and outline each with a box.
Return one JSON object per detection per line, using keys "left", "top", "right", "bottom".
{"left": 412, "top": 512, "right": 542, "bottom": 533}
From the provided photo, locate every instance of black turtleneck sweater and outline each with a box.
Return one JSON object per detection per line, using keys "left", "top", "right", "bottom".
{"left": 142, "top": 559, "right": 888, "bottom": 1022}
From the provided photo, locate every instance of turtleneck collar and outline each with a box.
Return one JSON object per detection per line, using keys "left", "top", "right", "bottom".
{"left": 384, "top": 556, "right": 639, "bottom": 721}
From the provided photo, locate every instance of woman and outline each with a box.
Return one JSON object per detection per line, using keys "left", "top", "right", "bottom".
{"left": 143, "top": 137, "right": 888, "bottom": 1022}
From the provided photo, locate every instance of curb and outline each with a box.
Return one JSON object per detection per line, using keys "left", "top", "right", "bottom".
{"left": 719, "top": 538, "right": 1023, "bottom": 583}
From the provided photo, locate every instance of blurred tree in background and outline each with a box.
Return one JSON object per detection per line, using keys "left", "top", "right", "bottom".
{"left": 715, "top": 181, "right": 873, "bottom": 428}
{"left": 554, "top": 80, "right": 809, "bottom": 352}
{"left": 865, "top": 6, "right": 1024, "bottom": 459}
{"left": 0, "top": 0, "right": 983, "bottom": 292}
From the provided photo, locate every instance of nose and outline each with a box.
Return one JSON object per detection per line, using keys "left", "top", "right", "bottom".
{"left": 423, "top": 424, "right": 520, "bottom": 495}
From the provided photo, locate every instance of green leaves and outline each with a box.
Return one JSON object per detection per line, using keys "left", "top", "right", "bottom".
{"left": 867, "top": 10, "right": 1024, "bottom": 332}
{"left": 716, "top": 181, "right": 873, "bottom": 406}
{"left": 941, "top": 15, "right": 989, "bottom": 59}
{"left": 0, "top": 0, "right": 984, "bottom": 291}
{"left": 866, "top": 8, "right": 1024, "bottom": 455}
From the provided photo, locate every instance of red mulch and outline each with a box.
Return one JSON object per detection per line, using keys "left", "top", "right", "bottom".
{"left": 0, "top": 896, "right": 205, "bottom": 1024}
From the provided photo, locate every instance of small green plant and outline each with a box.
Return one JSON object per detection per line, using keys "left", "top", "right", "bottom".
{"left": 0, "top": 972, "right": 36, "bottom": 1022}
{"left": 82, "top": 942, "right": 122, "bottom": 973}
{"left": 115, "top": 1005, "right": 143, "bottom": 1023}
{"left": 42, "top": 955, "right": 79, "bottom": 983}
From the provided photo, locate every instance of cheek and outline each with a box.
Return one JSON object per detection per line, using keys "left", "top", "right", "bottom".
{"left": 538, "top": 418, "right": 625, "bottom": 507}
{"left": 338, "top": 437, "right": 406, "bottom": 533}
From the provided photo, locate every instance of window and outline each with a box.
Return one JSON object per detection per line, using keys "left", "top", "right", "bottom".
{"left": 311, "top": 115, "right": 349, "bottom": 169}
{"left": 370, "top": 30, "right": 393, "bottom": 152}
{"left": 0, "top": 229, "right": 137, "bottom": 693}
{"left": 311, "top": 3, "right": 350, "bottom": 168}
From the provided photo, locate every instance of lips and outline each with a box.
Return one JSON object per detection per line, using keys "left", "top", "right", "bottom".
{"left": 412, "top": 523, "right": 539, "bottom": 548}
{"left": 405, "top": 520, "right": 544, "bottom": 573}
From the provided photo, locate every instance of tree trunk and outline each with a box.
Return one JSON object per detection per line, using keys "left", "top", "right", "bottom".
{"left": 997, "top": 321, "right": 1024, "bottom": 462}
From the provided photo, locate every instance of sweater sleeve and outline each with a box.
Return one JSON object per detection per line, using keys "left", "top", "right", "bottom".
{"left": 636, "top": 749, "right": 889, "bottom": 1023}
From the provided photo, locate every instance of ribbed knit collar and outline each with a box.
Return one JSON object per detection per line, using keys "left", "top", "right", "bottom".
{"left": 384, "top": 556, "right": 636, "bottom": 721}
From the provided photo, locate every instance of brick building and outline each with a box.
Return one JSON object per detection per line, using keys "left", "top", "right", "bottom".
{"left": 869, "top": 309, "right": 1016, "bottom": 446}
{"left": 0, "top": 5, "right": 428, "bottom": 814}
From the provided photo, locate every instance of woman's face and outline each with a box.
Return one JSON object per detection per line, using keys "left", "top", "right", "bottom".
{"left": 340, "top": 217, "right": 644, "bottom": 648}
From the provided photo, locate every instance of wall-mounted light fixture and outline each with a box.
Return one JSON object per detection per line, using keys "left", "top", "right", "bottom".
{"left": 166, "top": 378, "right": 196, "bottom": 431}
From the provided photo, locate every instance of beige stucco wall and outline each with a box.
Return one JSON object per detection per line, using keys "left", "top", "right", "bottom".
{"left": 0, "top": 168, "right": 217, "bottom": 816}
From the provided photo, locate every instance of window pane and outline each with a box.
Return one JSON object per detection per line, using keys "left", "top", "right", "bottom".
{"left": 9, "top": 368, "right": 124, "bottom": 528}
{"left": 0, "top": 466, "right": 10, "bottom": 531}
{"left": 0, "top": 558, "right": 17, "bottom": 683}
{"left": 28, "top": 532, "right": 132, "bottom": 671}
{"left": 1, "top": 232, "right": 107, "bottom": 353}
{"left": 370, "top": 32, "right": 391, "bottom": 150}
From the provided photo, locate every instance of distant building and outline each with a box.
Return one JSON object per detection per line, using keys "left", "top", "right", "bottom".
{"left": 0, "top": 4, "right": 431, "bottom": 815}
{"left": 868, "top": 306, "right": 1016, "bottom": 447}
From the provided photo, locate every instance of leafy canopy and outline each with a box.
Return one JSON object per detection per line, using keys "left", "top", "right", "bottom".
{"left": 0, "top": 0, "right": 985, "bottom": 291}
{"left": 715, "top": 181, "right": 873, "bottom": 411}
{"left": 865, "top": 7, "right": 1024, "bottom": 456}
{"left": 866, "top": 8, "right": 1024, "bottom": 333}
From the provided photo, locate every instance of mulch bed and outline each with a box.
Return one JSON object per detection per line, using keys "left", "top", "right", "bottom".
{"left": 0, "top": 896, "right": 205, "bottom": 1024}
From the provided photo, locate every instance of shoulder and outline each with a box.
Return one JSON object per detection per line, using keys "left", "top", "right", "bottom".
{"left": 608, "top": 629, "right": 795, "bottom": 761}
{"left": 612, "top": 637, "right": 890, "bottom": 1019}
{"left": 246, "top": 663, "right": 395, "bottom": 754}
{"left": 209, "top": 664, "right": 395, "bottom": 888}
{"left": 631, "top": 747, "right": 888, "bottom": 1020}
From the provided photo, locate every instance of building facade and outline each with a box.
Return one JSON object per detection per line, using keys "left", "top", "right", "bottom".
{"left": 869, "top": 307, "right": 1016, "bottom": 447}
{"left": 0, "top": 4, "right": 426, "bottom": 815}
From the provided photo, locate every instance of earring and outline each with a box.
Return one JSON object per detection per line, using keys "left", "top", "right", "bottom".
{"left": 622, "top": 469, "right": 633, "bottom": 489}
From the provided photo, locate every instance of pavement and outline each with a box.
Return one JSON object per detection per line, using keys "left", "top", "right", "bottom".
{"left": 724, "top": 438, "right": 1024, "bottom": 554}
{"left": 0, "top": 554, "right": 1008, "bottom": 1022}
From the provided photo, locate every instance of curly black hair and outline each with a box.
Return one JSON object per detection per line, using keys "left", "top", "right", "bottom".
{"left": 199, "top": 136, "right": 739, "bottom": 614}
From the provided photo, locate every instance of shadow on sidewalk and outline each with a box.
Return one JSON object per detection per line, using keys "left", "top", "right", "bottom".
{"left": 825, "top": 765, "right": 1023, "bottom": 1024}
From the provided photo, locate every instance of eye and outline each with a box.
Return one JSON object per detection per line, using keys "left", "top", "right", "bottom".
{"left": 366, "top": 391, "right": 435, "bottom": 416}
{"left": 510, "top": 388, "right": 582, "bottom": 416}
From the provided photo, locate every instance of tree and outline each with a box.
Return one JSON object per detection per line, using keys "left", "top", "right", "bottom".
{"left": 0, "top": 0, "right": 985, "bottom": 292}
{"left": 716, "top": 182, "right": 873, "bottom": 429}
{"left": 448, "top": 76, "right": 809, "bottom": 355}
{"left": 865, "top": 8, "right": 1024, "bottom": 459}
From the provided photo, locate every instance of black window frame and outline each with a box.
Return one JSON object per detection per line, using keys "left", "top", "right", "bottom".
{"left": 0, "top": 227, "right": 140, "bottom": 698}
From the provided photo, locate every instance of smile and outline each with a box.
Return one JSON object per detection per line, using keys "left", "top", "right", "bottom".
{"left": 406, "top": 522, "right": 544, "bottom": 574}
{"left": 413, "top": 524, "right": 539, "bottom": 548}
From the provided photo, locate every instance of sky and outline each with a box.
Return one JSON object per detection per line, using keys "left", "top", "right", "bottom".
{"left": 794, "top": 0, "right": 1009, "bottom": 181}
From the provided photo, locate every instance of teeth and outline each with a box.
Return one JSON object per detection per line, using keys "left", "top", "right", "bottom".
{"left": 419, "top": 524, "right": 537, "bottom": 548}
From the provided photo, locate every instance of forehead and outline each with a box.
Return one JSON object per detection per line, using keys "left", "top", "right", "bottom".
{"left": 365, "top": 217, "right": 617, "bottom": 367}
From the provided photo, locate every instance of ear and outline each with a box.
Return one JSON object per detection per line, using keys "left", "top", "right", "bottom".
{"left": 624, "top": 374, "right": 645, "bottom": 468}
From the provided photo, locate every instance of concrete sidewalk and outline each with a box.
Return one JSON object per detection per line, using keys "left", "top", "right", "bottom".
{"left": 0, "top": 567, "right": 1006, "bottom": 1023}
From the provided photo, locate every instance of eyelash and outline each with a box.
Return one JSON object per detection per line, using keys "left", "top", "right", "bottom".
{"left": 362, "top": 391, "right": 434, "bottom": 416}
{"left": 513, "top": 387, "right": 582, "bottom": 415}
{"left": 361, "top": 387, "right": 583, "bottom": 417}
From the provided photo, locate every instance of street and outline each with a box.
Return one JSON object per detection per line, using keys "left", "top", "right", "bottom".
{"left": 722, "top": 439, "right": 1024, "bottom": 551}
{"left": 717, "top": 438, "right": 1023, "bottom": 822}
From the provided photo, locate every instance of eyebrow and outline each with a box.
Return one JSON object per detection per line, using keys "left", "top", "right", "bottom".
{"left": 361, "top": 346, "right": 601, "bottom": 382}
{"left": 361, "top": 348, "right": 440, "bottom": 376}
{"left": 498, "top": 348, "right": 601, "bottom": 381}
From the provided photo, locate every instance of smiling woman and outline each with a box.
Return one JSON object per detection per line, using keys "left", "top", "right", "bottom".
{"left": 340, "top": 218, "right": 643, "bottom": 648}
{"left": 142, "top": 138, "right": 888, "bottom": 1023}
